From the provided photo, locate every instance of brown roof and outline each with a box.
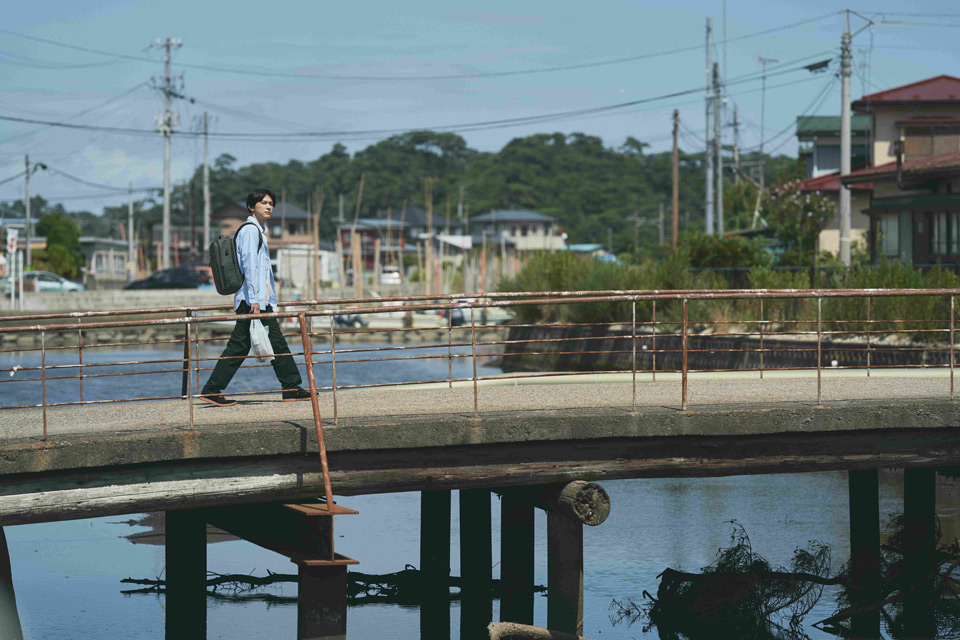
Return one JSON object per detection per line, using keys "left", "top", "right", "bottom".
{"left": 797, "top": 172, "right": 872, "bottom": 193}
{"left": 853, "top": 75, "right": 960, "bottom": 111}
{"left": 841, "top": 151, "right": 960, "bottom": 184}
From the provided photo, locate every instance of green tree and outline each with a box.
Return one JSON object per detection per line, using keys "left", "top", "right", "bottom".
{"left": 36, "top": 211, "right": 82, "bottom": 277}
{"left": 765, "top": 180, "right": 835, "bottom": 266}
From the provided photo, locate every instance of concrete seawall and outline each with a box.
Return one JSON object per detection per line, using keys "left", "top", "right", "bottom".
{"left": 498, "top": 324, "right": 952, "bottom": 372}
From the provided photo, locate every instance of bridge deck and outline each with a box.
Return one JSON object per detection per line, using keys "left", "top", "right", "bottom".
{"left": 1, "top": 371, "right": 959, "bottom": 525}
{"left": 3, "top": 369, "right": 954, "bottom": 441}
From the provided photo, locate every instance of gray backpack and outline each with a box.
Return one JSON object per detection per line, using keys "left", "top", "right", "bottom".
{"left": 208, "top": 222, "right": 262, "bottom": 295}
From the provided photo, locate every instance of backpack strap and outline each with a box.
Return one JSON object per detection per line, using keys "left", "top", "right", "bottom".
{"left": 235, "top": 221, "right": 264, "bottom": 252}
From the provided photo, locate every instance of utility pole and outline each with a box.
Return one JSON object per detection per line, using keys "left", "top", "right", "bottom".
{"left": 151, "top": 37, "right": 182, "bottom": 270}
{"left": 705, "top": 18, "right": 714, "bottom": 235}
{"left": 758, "top": 56, "right": 778, "bottom": 198}
{"left": 659, "top": 201, "right": 665, "bottom": 245}
{"left": 672, "top": 109, "right": 680, "bottom": 250}
{"left": 733, "top": 103, "right": 741, "bottom": 185}
{"left": 24, "top": 154, "right": 31, "bottom": 267}
{"left": 202, "top": 112, "right": 211, "bottom": 260}
{"left": 633, "top": 210, "right": 640, "bottom": 255}
{"left": 714, "top": 61, "right": 724, "bottom": 236}
{"left": 338, "top": 193, "right": 344, "bottom": 225}
{"left": 839, "top": 11, "right": 853, "bottom": 266}
{"left": 128, "top": 183, "right": 136, "bottom": 283}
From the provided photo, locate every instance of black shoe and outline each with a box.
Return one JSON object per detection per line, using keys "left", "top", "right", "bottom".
{"left": 200, "top": 393, "right": 237, "bottom": 407}
{"left": 282, "top": 387, "right": 312, "bottom": 402}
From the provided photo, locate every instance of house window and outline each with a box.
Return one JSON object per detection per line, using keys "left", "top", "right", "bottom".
{"left": 931, "top": 212, "right": 960, "bottom": 255}
{"left": 113, "top": 255, "right": 125, "bottom": 273}
{"left": 878, "top": 214, "right": 900, "bottom": 258}
{"left": 904, "top": 127, "right": 960, "bottom": 157}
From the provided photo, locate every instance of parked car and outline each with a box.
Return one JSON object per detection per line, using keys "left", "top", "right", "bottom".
{"left": 379, "top": 266, "right": 402, "bottom": 286}
{"left": 124, "top": 267, "right": 212, "bottom": 290}
{"left": 440, "top": 307, "right": 465, "bottom": 327}
{"left": 0, "top": 270, "right": 85, "bottom": 294}
{"left": 333, "top": 313, "right": 368, "bottom": 328}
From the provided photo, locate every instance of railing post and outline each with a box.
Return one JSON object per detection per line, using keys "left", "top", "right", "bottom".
{"left": 299, "top": 312, "right": 335, "bottom": 508}
{"left": 681, "top": 298, "right": 688, "bottom": 411}
{"left": 41, "top": 329, "right": 47, "bottom": 441}
{"left": 471, "top": 306, "right": 478, "bottom": 419}
{"left": 759, "top": 298, "right": 764, "bottom": 379}
{"left": 817, "top": 296, "right": 822, "bottom": 406}
{"left": 328, "top": 316, "right": 339, "bottom": 427}
{"left": 186, "top": 316, "right": 194, "bottom": 431}
{"left": 651, "top": 300, "right": 657, "bottom": 382}
{"left": 866, "top": 296, "right": 871, "bottom": 378}
{"left": 194, "top": 322, "right": 201, "bottom": 400}
{"left": 950, "top": 296, "right": 956, "bottom": 400}
{"left": 448, "top": 309, "right": 453, "bottom": 389}
{"left": 180, "top": 310, "right": 192, "bottom": 399}
{"left": 631, "top": 300, "right": 636, "bottom": 413}
{"left": 76, "top": 318, "right": 84, "bottom": 405}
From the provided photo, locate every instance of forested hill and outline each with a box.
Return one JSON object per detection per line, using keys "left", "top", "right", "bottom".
{"left": 107, "top": 130, "right": 798, "bottom": 254}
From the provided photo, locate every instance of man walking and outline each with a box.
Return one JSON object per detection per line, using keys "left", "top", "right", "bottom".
{"left": 200, "top": 188, "right": 311, "bottom": 406}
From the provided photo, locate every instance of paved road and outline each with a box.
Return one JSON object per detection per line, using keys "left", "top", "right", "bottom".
{"left": 3, "top": 369, "right": 955, "bottom": 442}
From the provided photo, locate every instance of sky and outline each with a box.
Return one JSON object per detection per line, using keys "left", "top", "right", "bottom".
{"left": 2, "top": 0, "right": 960, "bottom": 214}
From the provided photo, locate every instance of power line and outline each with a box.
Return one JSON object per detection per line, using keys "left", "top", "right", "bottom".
{"left": 0, "top": 53, "right": 832, "bottom": 142}
{"left": 0, "top": 171, "right": 27, "bottom": 188}
{"left": 0, "top": 14, "right": 837, "bottom": 82}
{"left": 44, "top": 166, "right": 160, "bottom": 192}
{"left": 0, "top": 81, "right": 148, "bottom": 146}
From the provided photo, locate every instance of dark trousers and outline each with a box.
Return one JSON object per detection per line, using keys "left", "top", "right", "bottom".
{"left": 201, "top": 302, "right": 302, "bottom": 395}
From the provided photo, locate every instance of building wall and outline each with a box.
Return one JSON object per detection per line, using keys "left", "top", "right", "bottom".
{"left": 818, "top": 192, "right": 871, "bottom": 255}
{"left": 871, "top": 104, "right": 960, "bottom": 164}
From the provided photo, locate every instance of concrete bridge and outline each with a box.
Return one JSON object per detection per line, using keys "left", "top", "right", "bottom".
{"left": 0, "top": 370, "right": 957, "bottom": 526}
{"left": 2, "top": 288, "right": 959, "bottom": 638}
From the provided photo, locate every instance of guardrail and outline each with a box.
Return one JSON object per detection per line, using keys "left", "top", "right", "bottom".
{"left": 1, "top": 287, "right": 958, "bottom": 437}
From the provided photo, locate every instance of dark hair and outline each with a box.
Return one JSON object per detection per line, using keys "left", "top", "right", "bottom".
{"left": 246, "top": 189, "right": 277, "bottom": 211}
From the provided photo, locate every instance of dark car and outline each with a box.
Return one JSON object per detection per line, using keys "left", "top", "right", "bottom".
{"left": 333, "top": 313, "right": 368, "bottom": 328}
{"left": 124, "top": 267, "right": 212, "bottom": 290}
{"left": 440, "top": 307, "right": 465, "bottom": 327}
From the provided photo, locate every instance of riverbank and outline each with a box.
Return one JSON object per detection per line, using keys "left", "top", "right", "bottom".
{"left": 497, "top": 323, "right": 951, "bottom": 372}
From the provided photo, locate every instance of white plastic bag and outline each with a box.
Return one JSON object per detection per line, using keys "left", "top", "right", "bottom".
{"left": 250, "top": 319, "right": 275, "bottom": 363}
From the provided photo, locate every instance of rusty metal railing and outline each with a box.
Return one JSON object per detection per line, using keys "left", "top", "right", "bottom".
{"left": 1, "top": 288, "right": 958, "bottom": 445}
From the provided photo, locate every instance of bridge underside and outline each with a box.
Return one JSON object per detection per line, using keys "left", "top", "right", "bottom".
{"left": 0, "top": 378, "right": 958, "bottom": 525}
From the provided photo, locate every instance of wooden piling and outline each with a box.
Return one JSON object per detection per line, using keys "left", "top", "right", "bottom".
{"left": 298, "top": 563, "right": 348, "bottom": 640}
{"left": 902, "top": 468, "right": 937, "bottom": 638}
{"left": 460, "top": 489, "right": 492, "bottom": 639}
{"left": 500, "top": 488, "right": 535, "bottom": 625}
{"left": 847, "top": 469, "right": 880, "bottom": 638}
{"left": 420, "top": 490, "right": 452, "bottom": 639}
{"left": 164, "top": 510, "right": 207, "bottom": 639}
{"left": 421, "top": 491, "right": 451, "bottom": 586}
{"left": 547, "top": 511, "right": 584, "bottom": 636}
{"left": 0, "top": 529, "right": 23, "bottom": 640}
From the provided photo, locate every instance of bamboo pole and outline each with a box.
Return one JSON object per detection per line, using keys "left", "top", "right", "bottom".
{"left": 314, "top": 187, "right": 324, "bottom": 301}
{"left": 373, "top": 238, "right": 381, "bottom": 296}
{"left": 398, "top": 200, "right": 407, "bottom": 295}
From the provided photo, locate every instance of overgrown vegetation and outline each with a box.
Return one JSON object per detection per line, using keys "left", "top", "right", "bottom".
{"left": 612, "top": 517, "right": 960, "bottom": 639}
{"left": 499, "top": 247, "right": 960, "bottom": 340}
{"left": 2, "top": 130, "right": 799, "bottom": 268}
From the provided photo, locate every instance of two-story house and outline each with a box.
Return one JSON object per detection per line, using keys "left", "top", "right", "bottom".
{"left": 796, "top": 116, "right": 873, "bottom": 255}
{"left": 839, "top": 75, "right": 960, "bottom": 264}
{"left": 469, "top": 210, "right": 565, "bottom": 252}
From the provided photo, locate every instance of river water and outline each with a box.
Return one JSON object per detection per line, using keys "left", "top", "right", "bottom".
{"left": 0, "top": 340, "right": 952, "bottom": 639}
